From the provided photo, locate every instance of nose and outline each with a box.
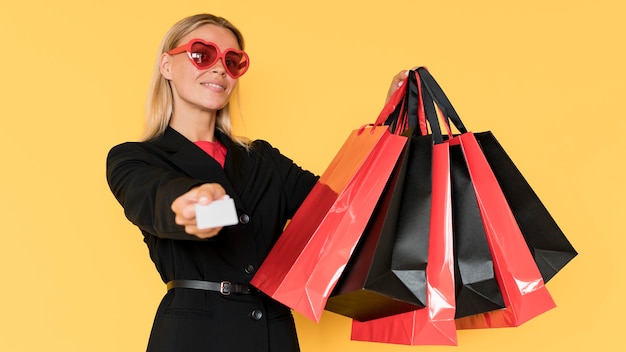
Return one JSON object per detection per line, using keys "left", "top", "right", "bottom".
{"left": 210, "top": 58, "right": 227, "bottom": 76}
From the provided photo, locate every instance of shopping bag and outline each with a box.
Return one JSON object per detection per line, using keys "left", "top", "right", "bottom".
{"left": 325, "top": 138, "right": 422, "bottom": 321}
{"left": 417, "top": 67, "right": 557, "bottom": 327}
{"left": 411, "top": 69, "right": 503, "bottom": 319}
{"left": 454, "top": 131, "right": 556, "bottom": 328}
{"left": 418, "top": 67, "right": 577, "bottom": 283}
{"left": 415, "top": 70, "right": 502, "bottom": 321}
{"left": 473, "top": 132, "right": 577, "bottom": 282}
{"left": 350, "top": 144, "right": 456, "bottom": 345}
{"left": 326, "top": 75, "right": 431, "bottom": 321}
{"left": 449, "top": 143, "right": 505, "bottom": 318}
{"left": 351, "top": 79, "right": 457, "bottom": 344}
{"left": 250, "top": 124, "right": 407, "bottom": 323}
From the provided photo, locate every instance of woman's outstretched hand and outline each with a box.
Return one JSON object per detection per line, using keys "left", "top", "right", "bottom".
{"left": 171, "top": 183, "right": 227, "bottom": 239}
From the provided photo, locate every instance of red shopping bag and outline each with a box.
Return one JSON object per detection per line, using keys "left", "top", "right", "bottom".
{"left": 325, "top": 73, "right": 429, "bottom": 322}
{"left": 454, "top": 132, "right": 556, "bottom": 328}
{"left": 251, "top": 125, "right": 407, "bottom": 322}
{"left": 418, "top": 67, "right": 576, "bottom": 284}
{"left": 351, "top": 141, "right": 457, "bottom": 346}
{"left": 416, "top": 67, "right": 556, "bottom": 328}
{"left": 350, "top": 73, "right": 457, "bottom": 345}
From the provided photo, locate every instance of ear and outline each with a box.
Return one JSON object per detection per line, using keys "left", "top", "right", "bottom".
{"left": 160, "top": 53, "right": 173, "bottom": 80}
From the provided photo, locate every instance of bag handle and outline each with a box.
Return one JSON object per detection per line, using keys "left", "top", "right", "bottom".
{"left": 405, "top": 70, "right": 429, "bottom": 137}
{"left": 378, "top": 68, "right": 448, "bottom": 144}
{"left": 406, "top": 70, "right": 448, "bottom": 144}
{"left": 374, "top": 68, "right": 453, "bottom": 142}
{"left": 416, "top": 67, "right": 468, "bottom": 134}
{"left": 376, "top": 71, "right": 430, "bottom": 137}
{"left": 388, "top": 68, "right": 450, "bottom": 143}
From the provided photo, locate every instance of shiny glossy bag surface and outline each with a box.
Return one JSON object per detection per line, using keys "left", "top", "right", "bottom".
{"left": 408, "top": 69, "right": 504, "bottom": 319}
{"left": 351, "top": 81, "right": 457, "bottom": 344}
{"left": 454, "top": 131, "right": 556, "bottom": 328}
{"left": 418, "top": 67, "right": 577, "bottom": 284}
{"left": 449, "top": 142, "right": 505, "bottom": 318}
{"left": 473, "top": 131, "right": 577, "bottom": 283}
{"left": 326, "top": 73, "right": 440, "bottom": 322}
{"left": 417, "top": 67, "right": 557, "bottom": 327}
{"left": 325, "top": 137, "right": 429, "bottom": 321}
{"left": 351, "top": 143, "right": 456, "bottom": 346}
{"left": 250, "top": 125, "right": 407, "bottom": 322}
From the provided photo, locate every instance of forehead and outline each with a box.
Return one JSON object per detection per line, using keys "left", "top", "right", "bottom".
{"left": 179, "top": 24, "right": 241, "bottom": 50}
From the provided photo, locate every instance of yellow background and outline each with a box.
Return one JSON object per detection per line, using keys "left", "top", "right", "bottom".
{"left": 0, "top": 0, "right": 623, "bottom": 351}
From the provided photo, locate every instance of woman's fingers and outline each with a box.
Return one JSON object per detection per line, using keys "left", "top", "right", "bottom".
{"left": 171, "top": 183, "right": 228, "bottom": 238}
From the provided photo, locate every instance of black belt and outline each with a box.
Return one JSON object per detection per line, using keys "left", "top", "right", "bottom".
{"left": 166, "top": 279, "right": 255, "bottom": 295}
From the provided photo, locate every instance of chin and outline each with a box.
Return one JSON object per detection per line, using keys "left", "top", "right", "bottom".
{"left": 201, "top": 99, "right": 229, "bottom": 110}
{"left": 203, "top": 104, "right": 228, "bottom": 112}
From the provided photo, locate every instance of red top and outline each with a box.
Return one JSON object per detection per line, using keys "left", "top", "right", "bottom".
{"left": 194, "top": 140, "right": 227, "bottom": 168}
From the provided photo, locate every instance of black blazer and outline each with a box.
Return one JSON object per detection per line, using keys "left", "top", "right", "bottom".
{"left": 107, "top": 127, "right": 318, "bottom": 351}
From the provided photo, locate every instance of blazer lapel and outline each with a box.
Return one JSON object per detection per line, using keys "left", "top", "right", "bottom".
{"left": 150, "top": 127, "right": 241, "bottom": 203}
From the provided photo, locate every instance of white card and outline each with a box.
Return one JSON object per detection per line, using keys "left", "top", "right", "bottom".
{"left": 194, "top": 196, "right": 239, "bottom": 229}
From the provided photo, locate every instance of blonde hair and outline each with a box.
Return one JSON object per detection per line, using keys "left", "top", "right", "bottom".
{"left": 142, "top": 14, "right": 250, "bottom": 146}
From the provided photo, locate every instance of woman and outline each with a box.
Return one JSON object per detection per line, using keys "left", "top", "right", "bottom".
{"left": 106, "top": 13, "right": 408, "bottom": 352}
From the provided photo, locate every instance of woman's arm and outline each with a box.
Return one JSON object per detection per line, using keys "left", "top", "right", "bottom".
{"left": 106, "top": 142, "right": 210, "bottom": 240}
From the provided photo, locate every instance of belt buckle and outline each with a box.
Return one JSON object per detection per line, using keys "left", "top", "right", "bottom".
{"left": 220, "top": 281, "right": 232, "bottom": 295}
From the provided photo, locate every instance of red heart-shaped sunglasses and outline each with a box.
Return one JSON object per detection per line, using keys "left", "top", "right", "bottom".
{"left": 168, "top": 38, "right": 250, "bottom": 78}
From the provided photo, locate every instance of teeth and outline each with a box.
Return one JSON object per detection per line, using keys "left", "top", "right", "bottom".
{"left": 203, "top": 82, "right": 224, "bottom": 89}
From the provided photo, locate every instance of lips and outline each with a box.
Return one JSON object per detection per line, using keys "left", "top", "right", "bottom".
{"left": 201, "top": 81, "right": 226, "bottom": 90}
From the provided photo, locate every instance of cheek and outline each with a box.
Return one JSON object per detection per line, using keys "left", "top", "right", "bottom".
{"left": 169, "top": 56, "right": 199, "bottom": 78}
{"left": 226, "top": 79, "right": 238, "bottom": 94}
{"left": 169, "top": 67, "right": 199, "bottom": 91}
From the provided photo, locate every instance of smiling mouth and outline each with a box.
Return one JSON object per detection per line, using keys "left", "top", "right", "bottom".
{"left": 201, "top": 82, "right": 226, "bottom": 90}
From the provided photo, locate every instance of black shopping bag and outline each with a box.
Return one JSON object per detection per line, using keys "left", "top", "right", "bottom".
{"left": 326, "top": 74, "right": 433, "bottom": 322}
{"left": 415, "top": 71, "right": 504, "bottom": 318}
{"left": 418, "top": 67, "right": 577, "bottom": 283}
{"left": 325, "top": 136, "right": 430, "bottom": 321}
{"left": 449, "top": 143, "right": 505, "bottom": 318}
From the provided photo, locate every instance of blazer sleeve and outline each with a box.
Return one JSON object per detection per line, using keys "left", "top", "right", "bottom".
{"left": 255, "top": 140, "right": 319, "bottom": 219}
{"left": 106, "top": 142, "right": 205, "bottom": 241}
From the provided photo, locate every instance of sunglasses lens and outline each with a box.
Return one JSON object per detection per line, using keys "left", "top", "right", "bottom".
{"left": 224, "top": 50, "right": 248, "bottom": 78}
{"left": 189, "top": 42, "right": 219, "bottom": 68}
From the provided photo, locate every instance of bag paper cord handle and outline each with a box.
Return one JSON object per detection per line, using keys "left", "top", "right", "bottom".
{"left": 378, "top": 69, "right": 429, "bottom": 137}
{"left": 406, "top": 68, "right": 428, "bottom": 136}
{"left": 417, "top": 67, "right": 468, "bottom": 135}
{"left": 409, "top": 69, "right": 445, "bottom": 144}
